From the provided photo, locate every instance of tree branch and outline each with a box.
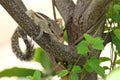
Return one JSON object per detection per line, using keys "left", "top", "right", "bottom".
{"left": 73, "top": 0, "right": 92, "bottom": 20}
{"left": 0, "top": 0, "right": 113, "bottom": 70}
{"left": 54, "top": 0, "right": 76, "bottom": 45}
{"left": 14, "top": 0, "right": 27, "bottom": 11}
{"left": 0, "top": 0, "right": 81, "bottom": 63}
{"left": 54, "top": 0, "right": 75, "bottom": 23}
{"left": 72, "top": 0, "right": 112, "bottom": 45}
{"left": 0, "top": 0, "right": 40, "bottom": 38}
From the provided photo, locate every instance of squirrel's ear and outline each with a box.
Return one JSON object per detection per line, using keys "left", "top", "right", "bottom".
{"left": 25, "top": 10, "right": 34, "bottom": 15}
{"left": 55, "top": 18, "right": 63, "bottom": 29}
{"left": 55, "top": 18, "right": 62, "bottom": 24}
{"left": 25, "top": 10, "right": 34, "bottom": 19}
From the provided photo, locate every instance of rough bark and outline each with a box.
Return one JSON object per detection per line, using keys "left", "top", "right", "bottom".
{"left": 0, "top": 0, "right": 83, "bottom": 63}
{"left": 55, "top": 0, "right": 75, "bottom": 44}
{"left": 0, "top": 0, "right": 113, "bottom": 80}
{"left": 55, "top": 0, "right": 112, "bottom": 80}
{"left": 55, "top": 0, "right": 112, "bottom": 45}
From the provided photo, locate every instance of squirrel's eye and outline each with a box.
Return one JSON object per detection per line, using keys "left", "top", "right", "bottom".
{"left": 48, "top": 23, "right": 51, "bottom": 27}
{"left": 51, "top": 30, "right": 54, "bottom": 33}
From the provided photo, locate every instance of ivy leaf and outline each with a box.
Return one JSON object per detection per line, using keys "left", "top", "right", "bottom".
{"left": 77, "top": 40, "right": 89, "bottom": 56}
{"left": 112, "top": 11, "right": 120, "bottom": 22}
{"left": 84, "top": 34, "right": 104, "bottom": 50}
{"left": 112, "top": 33, "right": 120, "bottom": 53}
{"left": 92, "top": 37, "right": 104, "bottom": 50}
{"left": 114, "top": 4, "right": 120, "bottom": 11}
{"left": 113, "top": 29, "right": 120, "bottom": 40}
{"left": 67, "top": 63, "right": 73, "bottom": 71}
{"left": 0, "top": 67, "right": 35, "bottom": 77}
{"left": 103, "top": 66, "right": 109, "bottom": 70}
{"left": 84, "top": 57, "right": 105, "bottom": 78}
{"left": 113, "top": 4, "right": 120, "bottom": 22}
{"left": 32, "top": 70, "right": 41, "bottom": 80}
{"left": 69, "top": 73, "right": 78, "bottom": 80}
{"left": 107, "top": 6, "right": 113, "bottom": 18}
{"left": 71, "top": 65, "right": 82, "bottom": 73}
{"left": 84, "top": 63, "right": 94, "bottom": 72}
{"left": 84, "top": 33, "right": 94, "bottom": 44}
{"left": 34, "top": 48, "right": 53, "bottom": 74}
{"left": 58, "top": 70, "right": 69, "bottom": 77}
{"left": 116, "top": 60, "right": 120, "bottom": 65}
{"left": 99, "top": 57, "right": 111, "bottom": 62}
{"left": 107, "top": 4, "right": 120, "bottom": 22}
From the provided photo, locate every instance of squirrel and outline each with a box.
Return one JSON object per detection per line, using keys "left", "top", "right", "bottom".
{"left": 11, "top": 10, "right": 64, "bottom": 61}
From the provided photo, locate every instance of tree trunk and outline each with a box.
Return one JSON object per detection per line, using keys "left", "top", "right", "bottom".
{"left": 55, "top": 0, "right": 112, "bottom": 80}
{"left": 0, "top": 0, "right": 113, "bottom": 80}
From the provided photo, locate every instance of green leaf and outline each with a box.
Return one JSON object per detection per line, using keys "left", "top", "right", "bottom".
{"left": 116, "top": 60, "right": 120, "bottom": 64}
{"left": 0, "top": 67, "right": 35, "bottom": 77}
{"left": 71, "top": 65, "right": 82, "bottom": 73}
{"left": 34, "top": 48, "right": 53, "bottom": 74}
{"left": 112, "top": 33, "right": 120, "bottom": 53}
{"left": 69, "top": 73, "right": 78, "bottom": 80}
{"left": 84, "top": 33, "right": 94, "bottom": 44}
{"left": 114, "top": 4, "right": 120, "bottom": 12}
{"left": 85, "top": 57, "right": 105, "bottom": 78}
{"left": 99, "top": 57, "right": 111, "bottom": 62}
{"left": 106, "top": 67, "right": 120, "bottom": 80}
{"left": 92, "top": 37, "right": 104, "bottom": 50}
{"left": 64, "top": 30, "right": 68, "bottom": 42}
{"left": 115, "top": 0, "right": 120, "bottom": 4}
{"left": 84, "top": 33, "right": 104, "bottom": 50}
{"left": 113, "top": 29, "right": 120, "bottom": 40}
{"left": 77, "top": 40, "right": 89, "bottom": 56}
{"left": 103, "top": 66, "right": 109, "bottom": 70}
{"left": 107, "top": 4, "right": 120, "bottom": 22}
{"left": 111, "top": 4, "right": 120, "bottom": 22}
{"left": 26, "top": 76, "right": 33, "bottom": 80}
{"left": 67, "top": 63, "right": 73, "bottom": 71}
{"left": 84, "top": 63, "right": 94, "bottom": 72}
{"left": 107, "top": 7, "right": 113, "bottom": 18}
{"left": 112, "top": 12, "right": 120, "bottom": 22}
{"left": 58, "top": 70, "right": 69, "bottom": 77}
{"left": 32, "top": 70, "right": 41, "bottom": 80}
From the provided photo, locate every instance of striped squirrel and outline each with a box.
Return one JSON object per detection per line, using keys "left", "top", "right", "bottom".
{"left": 11, "top": 10, "right": 63, "bottom": 61}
